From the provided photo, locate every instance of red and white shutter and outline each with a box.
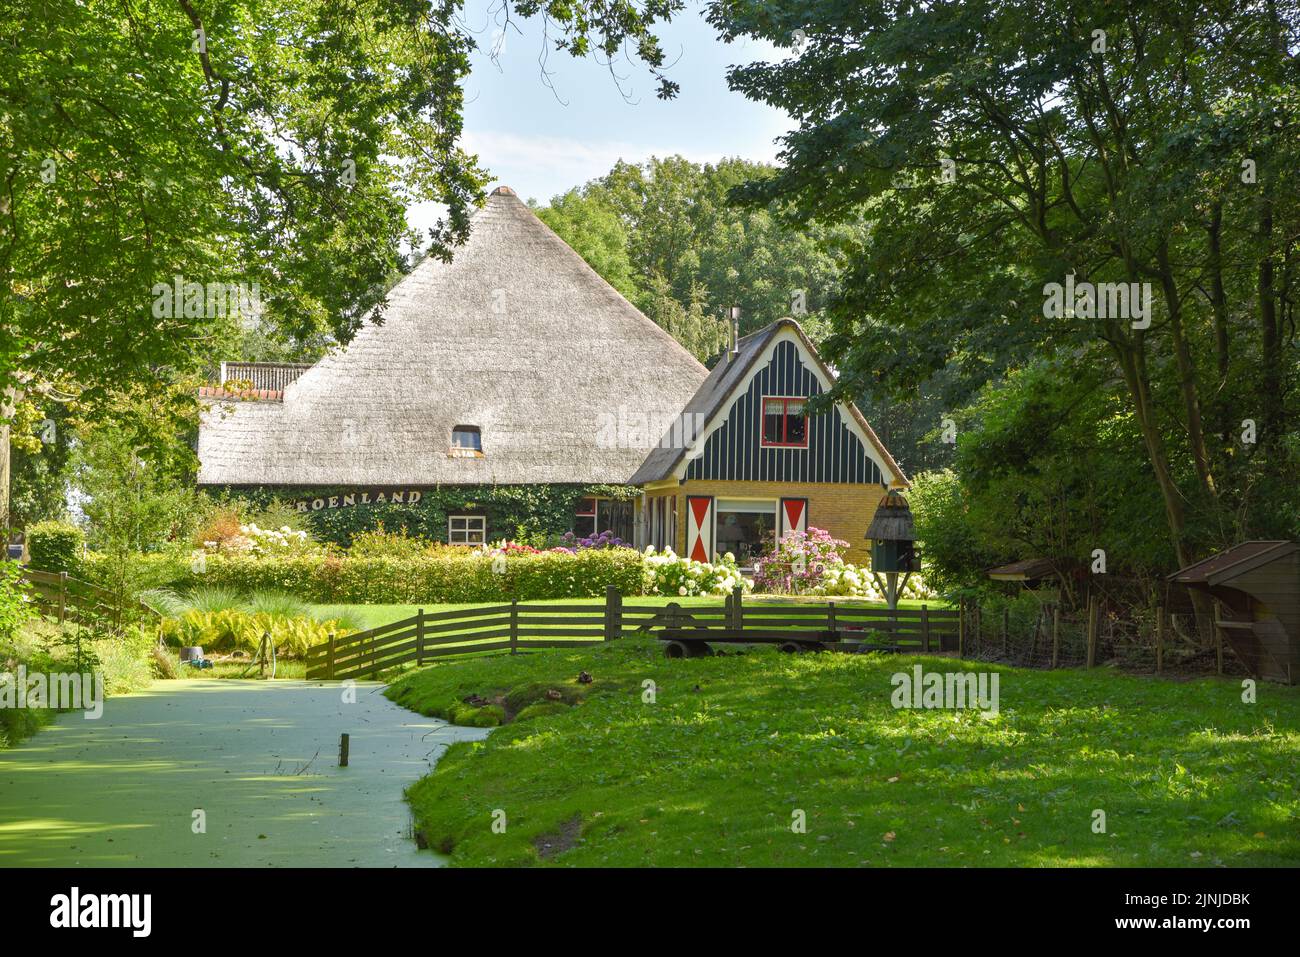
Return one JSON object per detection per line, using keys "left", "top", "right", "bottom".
{"left": 778, "top": 497, "right": 809, "bottom": 540}
{"left": 686, "top": 496, "right": 715, "bottom": 562}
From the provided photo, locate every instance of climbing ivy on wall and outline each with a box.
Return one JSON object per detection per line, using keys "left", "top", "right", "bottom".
{"left": 214, "top": 484, "right": 640, "bottom": 547}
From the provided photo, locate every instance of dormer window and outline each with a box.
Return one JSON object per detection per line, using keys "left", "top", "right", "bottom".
{"left": 450, "top": 425, "right": 482, "bottom": 457}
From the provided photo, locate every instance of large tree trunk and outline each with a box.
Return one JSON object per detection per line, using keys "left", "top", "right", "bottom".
{"left": 1156, "top": 244, "right": 1216, "bottom": 498}
{"left": 1207, "top": 203, "right": 1231, "bottom": 444}
{"left": 0, "top": 387, "right": 13, "bottom": 539}
{"left": 1258, "top": 198, "right": 1282, "bottom": 447}
{"left": 1111, "top": 337, "right": 1217, "bottom": 639}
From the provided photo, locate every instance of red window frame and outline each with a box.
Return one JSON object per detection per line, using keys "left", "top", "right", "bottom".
{"left": 760, "top": 396, "right": 809, "bottom": 448}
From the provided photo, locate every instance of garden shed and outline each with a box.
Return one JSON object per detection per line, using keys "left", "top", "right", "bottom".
{"left": 1167, "top": 541, "right": 1300, "bottom": 684}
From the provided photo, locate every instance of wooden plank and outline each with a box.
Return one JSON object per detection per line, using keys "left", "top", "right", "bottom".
{"left": 332, "top": 649, "right": 422, "bottom": 679}
{"left": 515, "top": 614, "right": 619, "bottom": 626}
{"left": 417, "top": 604, "right": 514, "bottom": 622}
{"left": 510, "top": 603, "right": 607, "bottom": 615}
{"left": 513, "top": 627, "right": 606, "bottom": 639}
{"left": 420, "top": 640, "right": 513, "bottom": 659}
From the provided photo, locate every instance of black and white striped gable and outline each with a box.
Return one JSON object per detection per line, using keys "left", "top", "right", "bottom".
{"left": 679, "top": 331, "right": 893, "bottom": 485}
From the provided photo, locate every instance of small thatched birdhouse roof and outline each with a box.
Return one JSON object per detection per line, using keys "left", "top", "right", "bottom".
{"left": 865, "top": 490, "right": 915, "bottom": 542}
{"left": 198, "top": 186, "right": 709, "bottom": 487}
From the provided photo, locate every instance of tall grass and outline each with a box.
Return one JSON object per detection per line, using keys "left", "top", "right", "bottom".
{"left": 181, "top": 586, "right": 249, "bottom": 614}
{"left": 310, "top": 605, "right": 368, "bottom": 633}
{"left": 246, "top": 590, "right": 309, "bottom": 619}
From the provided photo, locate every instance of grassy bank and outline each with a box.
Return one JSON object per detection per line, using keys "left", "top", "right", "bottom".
{"left": 386, "top": 637, "right": 1300, "bottom": 867}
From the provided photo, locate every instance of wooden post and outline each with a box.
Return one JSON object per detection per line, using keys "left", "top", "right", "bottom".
{"left": 605, "top": 585, "right": 622, "bottom": 642}
{"left": 1155, "top": 605, "right": 1165, "bottom": 675}
{"left": 1001, "top": 606, "right": 1009, "bottom": 656}
{"left": 1086, "top": 596, "right": 1099, "bottom": 669}
{"left": 731, "top": 585, "right": 743, "bottom": 631}
{"left": 338, "top": 733, "right": 349, "bottom": 768}
{"left": 416, "top": 608, "right": 425, "bottom": 665}
{"left": 1050, "top": 604, "right": 1061, "bottom": 669}
{"left": 958, "top": 599, "right": 966, "bottom": 658}
{"left": 1215, "top": 618, "right": 1224, "bottom": 676}
{"left": 510, "top": 599, "right": 519, "bottom": 655}
{"left": 58, "top": 570, "right": 67, "bottom": 625}
{"left": 920, "top": 604, "right": 930, "bottom": 653}
{"left": 327, "top": 633, "right": 336, "bottom": 679}
{"left": 666, "top": 601, "right": 681, "bottom": 637}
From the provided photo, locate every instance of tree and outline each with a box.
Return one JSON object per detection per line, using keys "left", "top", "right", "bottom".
{"left": 537, "top": 155, "right": 852, "bottom": 360}
{"left": 708, "top": 0, "right": 1300, "bottom": 574}
{"left": 1, "top": 0, "right": 686, "bottom": 528}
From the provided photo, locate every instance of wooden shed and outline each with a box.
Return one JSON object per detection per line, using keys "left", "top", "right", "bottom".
{"left": 1168, "top": 541, "right": 1300, "bottom": 684}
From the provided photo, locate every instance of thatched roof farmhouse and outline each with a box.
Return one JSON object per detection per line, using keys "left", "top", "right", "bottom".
{"left": 199, "top": 186, "right": 905, "bottom": 558}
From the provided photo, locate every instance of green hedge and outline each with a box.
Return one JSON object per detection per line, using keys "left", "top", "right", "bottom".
{"left": 84, "top": 548, "right": 647, "bottom": 604}
{"left": 25, "top": 520, "right": 83, "bottom": 573}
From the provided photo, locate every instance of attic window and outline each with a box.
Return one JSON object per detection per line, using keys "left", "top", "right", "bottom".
{"left": 450, "top": 425, "right": 482, "bottom": 457}
{"left": 761, "top": 397, "right": 808, "bottom": 448}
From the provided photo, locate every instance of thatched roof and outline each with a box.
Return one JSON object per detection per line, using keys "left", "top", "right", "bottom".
{"left": 198, "top": 187, "right": 709, "bottom": 487}
{"left": 864, "top": 490, "right": 915, "bottom": 541}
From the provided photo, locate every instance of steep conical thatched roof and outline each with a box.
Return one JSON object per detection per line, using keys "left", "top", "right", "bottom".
{"left": 198, "top": 187, "right": 709, "bottom": 487}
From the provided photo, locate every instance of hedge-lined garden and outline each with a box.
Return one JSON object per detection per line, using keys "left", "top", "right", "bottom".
{"left": 89, "top": 547, "right": 650, "bottom": 605}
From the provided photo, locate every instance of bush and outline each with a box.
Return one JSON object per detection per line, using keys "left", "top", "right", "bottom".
{"left": 26, "top": 520, "right": 83, "bottom": 573}
{"left": 642, "top": 548, "right": 751, "bottom": 597}
{"left": 753, "top": 527, "right": 848, "bottom": 594}
{"left": 108, "top": 547, "right": 647, "bottom": 604}
{"left": 348, "top": 526, "right": 438, "bottom": 560}
{"left": 98, "top": 627, "right": 157, "bottom": 694}
{"left": 0, "top": 562, "right": 34, "bottom": 644}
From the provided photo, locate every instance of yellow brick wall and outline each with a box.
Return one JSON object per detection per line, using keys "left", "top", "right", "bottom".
{"left": 643, "top": 480, "right": 889, "bottom": 564}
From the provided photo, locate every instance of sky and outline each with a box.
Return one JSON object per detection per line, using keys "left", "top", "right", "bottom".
{"left": 406, "top": 1, "right": 791, "bottom": 236}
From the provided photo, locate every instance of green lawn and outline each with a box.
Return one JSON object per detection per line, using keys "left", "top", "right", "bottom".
{"left": 311, "top": 594, "right": 944, "bottom": 631}
{"left": 385, "top": 636, "right": 1300, "bottom": 867}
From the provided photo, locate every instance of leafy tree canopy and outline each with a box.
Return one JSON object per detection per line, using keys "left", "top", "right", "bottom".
{"left": 708, "top": 0, "right": 1300, "bottom": 568}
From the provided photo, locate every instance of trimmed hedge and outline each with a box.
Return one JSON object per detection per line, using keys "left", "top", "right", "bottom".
{"left": 84, "top": 548, "right": 647, "bottom": 604}
{"left": 26, "top": 520, "right": 83, "bottom": 573}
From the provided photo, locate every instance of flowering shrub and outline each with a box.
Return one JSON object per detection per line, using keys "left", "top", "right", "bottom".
{"left": 199, "top": 522, "right": 320, "bottom": 558}
{"left": 473, "top": 540, "right": 543, "bottom": 557}
{"left": 753, "top": 528, "right": 936, "bottom": 602}
{"left": 753, "top": 527, "right": 848, "bottom": 595}
{"left": 642, "top": 547, "right": 752, "bottom": 597}
{"left": 561, "top": 529, "right": 627, "bottom": 550}
{"left": 813, "top": 564, "right": 935, "bottom": 601}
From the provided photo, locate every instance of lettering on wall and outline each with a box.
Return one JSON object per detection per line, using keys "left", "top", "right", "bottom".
{"left": 293, "top": 490, "right": 425, "bottom": 513}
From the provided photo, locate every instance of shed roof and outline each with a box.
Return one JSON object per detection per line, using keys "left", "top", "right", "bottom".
{"left": 1167, "top": 541, "right": 1298, "bottom": 586}
{"left": 986, "top": 558, "right": 1058, "bottom": 582}
{"left": 198, "top": 187, "right": 709, "bottom": 487}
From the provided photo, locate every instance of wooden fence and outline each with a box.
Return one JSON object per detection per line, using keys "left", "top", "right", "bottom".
{"left": 19, "top": 568, "right": 156, "bottom": 627}
{"left": 305, "top": 587, "right": 960, "bottom": 680}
